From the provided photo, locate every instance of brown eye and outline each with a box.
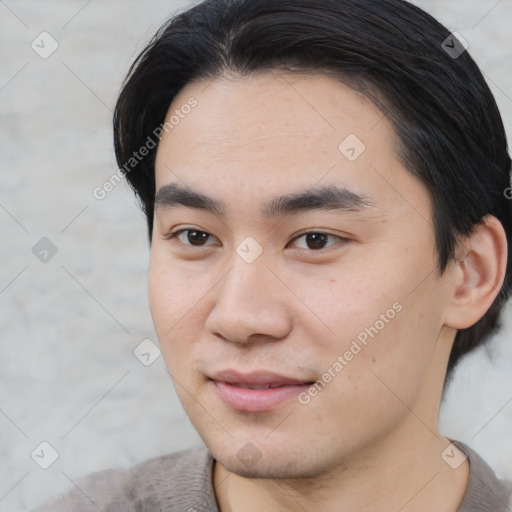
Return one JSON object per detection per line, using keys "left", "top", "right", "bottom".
{"left": 291, "top": 232, "right": 344, "bottom": 251}
{"left": 305, "top": 233, "right": 329, "bottom": 250}
{"left": 186, "top": 230, "right": 210, "bottom": 246}
{"left": 168, "top": 229, "right": 217, "bottom": 246}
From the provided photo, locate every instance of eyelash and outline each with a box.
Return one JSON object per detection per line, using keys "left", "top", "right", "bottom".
{"left": 165, "top": 228, "right": 346, "bottom": 251}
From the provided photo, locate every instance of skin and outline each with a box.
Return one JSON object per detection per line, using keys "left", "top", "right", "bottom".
{"left": 149, "top": 71, "right": 507, "bottom": 511}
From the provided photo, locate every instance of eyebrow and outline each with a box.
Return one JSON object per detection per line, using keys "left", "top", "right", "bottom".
{"left": 154, "top": 183, "right": 378, "bottom": 218}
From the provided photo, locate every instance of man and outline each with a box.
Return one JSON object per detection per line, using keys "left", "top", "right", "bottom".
{"left": 33, "top": 0, "right": 512, "bottom": 510}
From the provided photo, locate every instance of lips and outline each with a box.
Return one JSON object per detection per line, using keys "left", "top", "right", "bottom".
{"left": 209, "top": 369, "right": 314, "bottom": 412}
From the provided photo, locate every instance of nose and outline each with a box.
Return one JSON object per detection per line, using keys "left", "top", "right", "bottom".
{"left": 204, "top": 256, "right": 293, "bottom": 345}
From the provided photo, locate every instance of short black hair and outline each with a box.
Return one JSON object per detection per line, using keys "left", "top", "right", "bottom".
{"left": 113, "top": 0, "right": 512, "bottom": 383}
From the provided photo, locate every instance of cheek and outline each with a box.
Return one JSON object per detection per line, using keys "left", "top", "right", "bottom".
{"left": 296, "top": 261, "right": 398, "bottom": 350}
{"left": 148, "top": 250, "right": 204, "bottom": 368}
{"left": 305, "top": 309, "right": 435, "bottom": 440}
{"left": 148, "top": 247, "right": 202, "bottom": 329}
{"left": 310, "top": 259, "right": 439, "bottom": 393}
{"left": 327, "top": 286, "right": 443, "bottom": 417}
{"left": 148, "top": 262, "right": 178, "bottom": 337}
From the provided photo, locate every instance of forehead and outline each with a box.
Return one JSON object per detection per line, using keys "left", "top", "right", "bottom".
{"left": 154, "top": 72, "right": 430, "bottom": 221}
{"left": 156, "top": 71, "right": 388, "bottom": 164}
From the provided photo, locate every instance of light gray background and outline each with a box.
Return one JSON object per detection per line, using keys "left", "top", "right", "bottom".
{"left": 0, "top": 1, "right": 511, "bottom": 510}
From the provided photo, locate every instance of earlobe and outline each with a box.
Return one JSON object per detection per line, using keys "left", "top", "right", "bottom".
{"left": 445, "top": 215, "right": 508, "bottom": 330}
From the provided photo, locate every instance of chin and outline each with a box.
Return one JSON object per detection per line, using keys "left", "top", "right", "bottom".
{"left": 219, "top": 456, "right": 311, "bottom": 480}
{"left": 206, "top": 437, "right": 333, "bottom": 480}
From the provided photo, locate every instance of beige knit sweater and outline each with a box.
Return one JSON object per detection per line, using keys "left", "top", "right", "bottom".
{"left": 31, "top": 441, "right": 512, "bottom": 511}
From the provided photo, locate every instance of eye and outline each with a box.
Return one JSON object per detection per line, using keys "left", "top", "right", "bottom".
{"left": 167, "top": 229, "right": 218, "bottom": 247}
{"left": 289, "top": 231, "right": 344, "bottom": 251}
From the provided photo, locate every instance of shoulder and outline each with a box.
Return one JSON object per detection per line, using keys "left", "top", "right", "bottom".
{"left": 454, "top": 441, "right": 512, "bottom": 512}
{"left": 30, "top": 444, "right": 218, "bottom": 512}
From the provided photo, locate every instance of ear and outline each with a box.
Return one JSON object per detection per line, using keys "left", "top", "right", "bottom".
{"left": 444, "top": 215, "right": 508, "bottom": 330}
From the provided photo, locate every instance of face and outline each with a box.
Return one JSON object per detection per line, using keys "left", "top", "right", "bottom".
{"left": 149, "top": 71, "right": 456, "bottom": 479}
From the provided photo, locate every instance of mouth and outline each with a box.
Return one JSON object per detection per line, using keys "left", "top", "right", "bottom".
{"left": 209, "top": 369, "right": 315, "bottom": 412}
{"left": 227, "top": 382, "right": 297, "bottom": 389}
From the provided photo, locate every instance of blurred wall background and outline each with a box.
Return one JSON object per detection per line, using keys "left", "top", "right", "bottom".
{"left": 0, "top": 1, "right": 511, "bottom": 510}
